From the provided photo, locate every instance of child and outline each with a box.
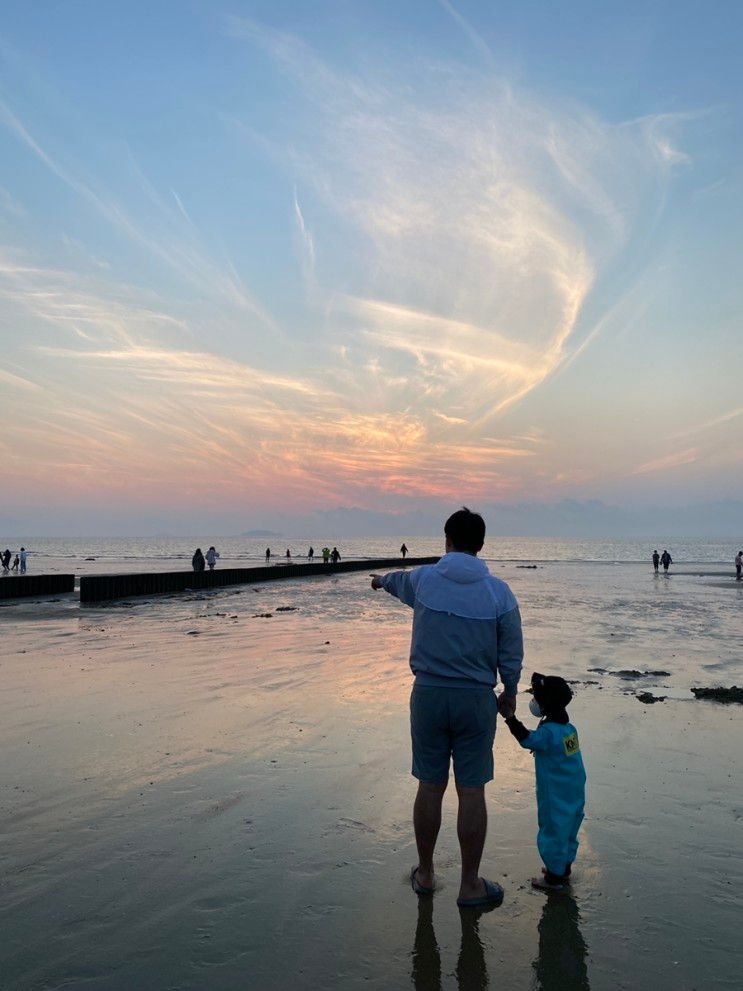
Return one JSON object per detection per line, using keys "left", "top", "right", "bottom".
{"left": 502, "top": 672, "right": 586, "bottom": 892}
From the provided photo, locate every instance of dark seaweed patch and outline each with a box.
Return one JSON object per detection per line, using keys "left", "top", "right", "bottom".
{"left": 691, "top": 686, "right": 743, "bottom": 704}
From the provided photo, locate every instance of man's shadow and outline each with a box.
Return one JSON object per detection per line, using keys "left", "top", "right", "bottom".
{"left": 410, "top": 893, "right": 589, "bottom": 991}
{"left": 411, "top": 898, "right": 489, "bottom": 991}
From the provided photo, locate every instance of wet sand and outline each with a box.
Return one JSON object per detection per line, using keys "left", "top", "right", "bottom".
{"left": 1, "top": 565, "right": 741, "bottom": 989}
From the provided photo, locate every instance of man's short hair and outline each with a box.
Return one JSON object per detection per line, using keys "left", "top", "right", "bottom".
{"left": 444, "top": 507, "right": 486, "bottom": 554}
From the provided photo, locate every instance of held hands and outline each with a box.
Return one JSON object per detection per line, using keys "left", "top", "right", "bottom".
{"left": 370, "top": 574, "right": 383, "bottom": 590}
{"left": 497, "top": 692, "right": 517, "bottom": 719}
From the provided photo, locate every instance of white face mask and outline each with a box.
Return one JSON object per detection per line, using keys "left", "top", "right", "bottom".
{"left": 529, "top": 697, "right": 543, "bottom": 718}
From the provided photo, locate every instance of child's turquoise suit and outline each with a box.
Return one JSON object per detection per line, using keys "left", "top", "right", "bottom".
{"left": 515, "top": 718, "right": 586, "bottom": 878}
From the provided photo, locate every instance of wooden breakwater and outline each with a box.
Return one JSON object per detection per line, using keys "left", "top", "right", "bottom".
{"left": 0, "top": 574, "right": 75, "bottom": 599}
{"left": 79, "top": 557, "right": 440, "bottom": 603}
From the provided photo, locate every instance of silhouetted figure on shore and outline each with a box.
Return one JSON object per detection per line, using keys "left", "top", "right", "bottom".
{"left": 401, "top": 543, "right": 408, "bottom": 559}
{"left": 308, "top": 547, "right": 314, "bottom": 561}
{"left": 192, "top": 548, "right": 205, "bottom": 572}
{"left": 330, "top": 547, "right": 341, "bottom": 564}
{"left": 265, "top": 547, "right": 271, "bottom": 564}
{"left": 736, "top": 550, "right": 742, "bottom": 581}
{"left": 19, "top": 547, "right": 27, "bottom": 574}
{"left": 11, "top": 554, "right": 19, "bottom": 572}
{"left": 652, "top": 550, "right": 660, "bottom": 574}
{"left": 661, "top": 550, "right": 672, "bottom": 574}
{"left": 2, "top": 549, "right": 11, "bottom": 574}
{"left": 205, "top": 546, "right": 219, "bottom": 570}
{"left": 286, "top": 548, "right": 291, "bottom": 560}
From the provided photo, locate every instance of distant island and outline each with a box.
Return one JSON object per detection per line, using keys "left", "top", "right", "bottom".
{"left": 240, "top": 529, "right": 282, "bottom": 538}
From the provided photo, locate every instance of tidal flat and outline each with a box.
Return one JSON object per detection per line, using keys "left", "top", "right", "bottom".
{"left": 1, "top": 562, "right": 741, "bottom": 990}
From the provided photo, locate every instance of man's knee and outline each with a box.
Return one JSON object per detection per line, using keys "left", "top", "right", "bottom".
{"left": 455, "top": 783, "right": 485, "bottom": 798}
{"left": 417, "top": 781, "right": 448, "bottom": 797}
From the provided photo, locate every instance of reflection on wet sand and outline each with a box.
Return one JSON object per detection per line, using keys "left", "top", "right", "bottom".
{"left": 533, "top": 894, "right": 589, "bottom": 991}
{"left": 456, "top": 908, "right": 490, "bottom": 991}
{"left": 411, "top": 898, "right": 489, "bottom": 991}
{"left": 411, "top": 893, "right": 588, "bottom": 991}
{"left": 411, "top": 898, "right": 443, "bottom": 991}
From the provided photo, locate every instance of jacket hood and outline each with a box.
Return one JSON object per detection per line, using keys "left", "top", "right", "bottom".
{"left": 434, "top": 552, "right": 490, "bottom": 584}
{"left": 415, "top": 552, "right": 506, "bottom": 620}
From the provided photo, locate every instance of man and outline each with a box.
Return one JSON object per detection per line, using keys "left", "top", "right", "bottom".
{"left": 660, "top": 549, "right": 672, "bottom": 574}
{"left": 371, "top": 507, "right": 523, "bottom": 908}
{"left": 652, "top": 550, "right": 660, "bottom": 574}
{"left": 400, "top": 542, "right": 408, "bottom": 559}
{"left": 735, "top": 550, "right": 742, "bottom": 581}
{"left": 19, "top": 547, "right": 27, "bottom": 574}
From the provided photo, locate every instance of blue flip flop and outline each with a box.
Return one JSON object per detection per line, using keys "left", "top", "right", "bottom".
{"left": 457, "top": 879, "right": 504, "bottom": 908}
{"left": 410, "top": 866, "right": 435, "bottom": 896}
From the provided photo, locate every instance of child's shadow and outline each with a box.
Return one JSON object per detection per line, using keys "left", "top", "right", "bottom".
{"left": 533, "top": 894, "right": 590, "bottom": 991}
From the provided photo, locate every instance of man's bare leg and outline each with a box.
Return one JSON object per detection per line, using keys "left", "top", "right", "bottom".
{"left": 456, "top": 785, "right": 488, "bottom": 901}
{"left": 413, "top": 782, "right": 447, "bottom": 889}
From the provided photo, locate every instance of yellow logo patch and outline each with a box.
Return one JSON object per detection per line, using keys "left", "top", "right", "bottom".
{"left": 563, "top": 731, "right": 580, "bottom": 756}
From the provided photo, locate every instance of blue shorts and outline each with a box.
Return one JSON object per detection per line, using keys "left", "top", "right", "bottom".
{"left": 410, "top": 684, "right": 497, "bottom": 787}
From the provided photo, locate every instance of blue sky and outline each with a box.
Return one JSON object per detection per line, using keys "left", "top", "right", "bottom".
{"left": 1, "top": 2, "right": 741, "bottom": 535}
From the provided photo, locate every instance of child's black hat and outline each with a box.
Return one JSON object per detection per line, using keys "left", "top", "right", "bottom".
{"left": 531, "top": 672, "right": 573, "bottom": 712}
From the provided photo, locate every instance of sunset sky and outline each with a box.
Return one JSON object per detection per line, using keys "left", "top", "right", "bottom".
{"left": 1, "top": 2, "right": 741, "bottom": 536}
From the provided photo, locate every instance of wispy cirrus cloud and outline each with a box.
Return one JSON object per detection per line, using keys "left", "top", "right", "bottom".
{"left": 0, "top": 97, "right": 273, "bottom": 325}
{"left": 437, "top": 0, "right": 495, "bottom": 67}
{"left": 632, "top": 448, "right": 699, "bottom": 476}
{"left": 229, "top": 17, "right": 691, "bottom": 433}
{"left": 293, "top": 187, "right": 316, "bottom": 288}
{"left": 0, "top": 365, "right": 41, "bottom": 390}
{"left": 670, "top": 406, "right": 743, "bottom": 439}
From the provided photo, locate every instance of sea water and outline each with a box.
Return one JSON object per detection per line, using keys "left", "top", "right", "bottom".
{"left": 0, "top": 535, "right": 739, "bottom": 577}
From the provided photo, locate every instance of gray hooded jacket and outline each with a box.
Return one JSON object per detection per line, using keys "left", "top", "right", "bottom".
{"left": 380, "top": 552, "right": 523, "bottom": 692}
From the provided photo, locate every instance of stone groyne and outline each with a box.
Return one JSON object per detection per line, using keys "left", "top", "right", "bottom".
{"left": 79, "top": 557, "right": 439, "bottom": 603}
{"left": 0, "top": 575, "right": 75, "bottom": 599}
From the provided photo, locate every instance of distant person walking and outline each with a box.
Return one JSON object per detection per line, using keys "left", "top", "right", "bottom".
{"left": 286, "top": 548, "right": 291, "bottom": 560}
{"left": 265, "top": 547, "right": 271, "bottom": 564}
{"left": 370, "top": 507, "right": 523, "bottom": 908}
{"left": 192, "top": 548, "right": 205, "bottom": 572}
{"left": 205, "top": 546, "right": 219, "bottom": 570}
{"left": 19, "top": 547, "right": 27, "bottom": 574}
{"left": 2, "top": 548, "right": 10, "bottom": 574}
{"left": 330, "top": 547, "right": 341, "bottom": 564}
{"left": 660, "top": 550, "right": 672, "bottom": 575}
{"left": 322, "top": 547, "right": 331, "bottom": 564}
{"left": 401, "top": 543, "right": 409, "bottom": 560}
{"left": 308, "top": 547, "right": 314, "bottom": 561}
{"left": 652, "top": 550, "right": 660, "bottom": 574}
{"left": 736, "top": 550, "right": 742, "bottom": 581}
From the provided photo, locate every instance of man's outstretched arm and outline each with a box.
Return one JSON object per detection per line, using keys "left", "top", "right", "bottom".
{"left": 370, "top": 570, "right": 416, "bottom": 607}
